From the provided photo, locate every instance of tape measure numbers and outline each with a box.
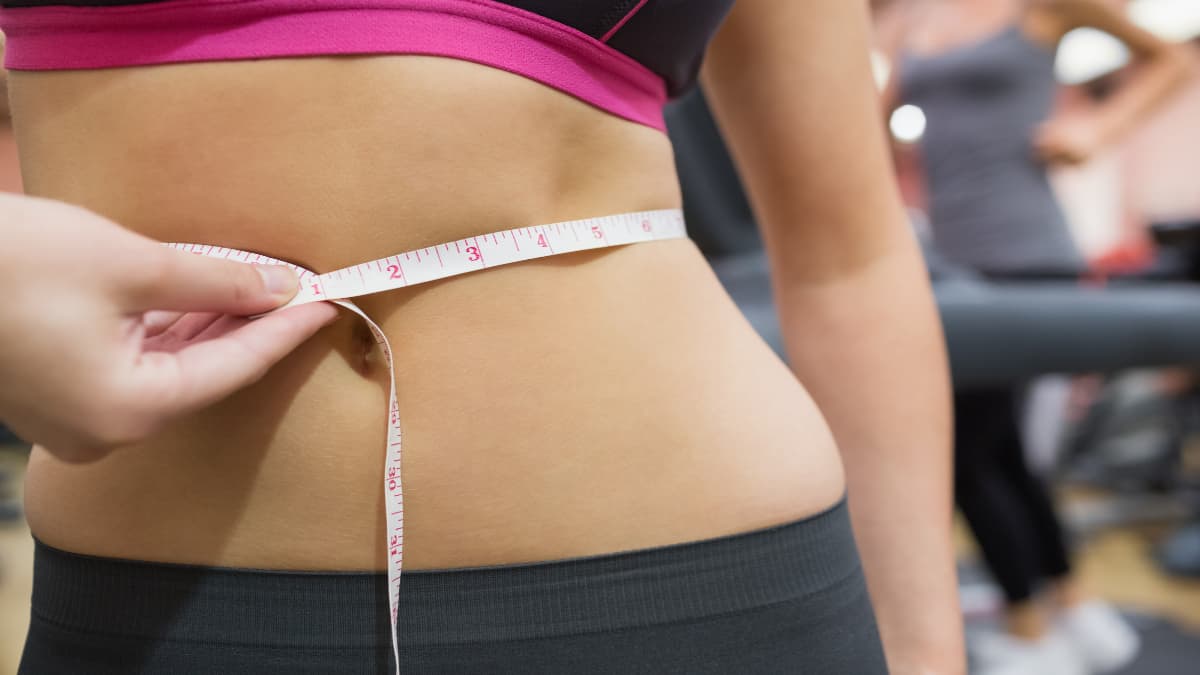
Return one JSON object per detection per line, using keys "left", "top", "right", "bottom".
{"left": 170, "top": 209, "right": 686, "bottom": 673}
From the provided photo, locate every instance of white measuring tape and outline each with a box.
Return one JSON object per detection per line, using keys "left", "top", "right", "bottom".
{"left": 169, "top": 208, "right": 686, "bottom": 672}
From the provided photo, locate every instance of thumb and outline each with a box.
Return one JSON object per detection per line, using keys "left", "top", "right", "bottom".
{"left": 124, "top": 245, "right": 301, "bottom": 316}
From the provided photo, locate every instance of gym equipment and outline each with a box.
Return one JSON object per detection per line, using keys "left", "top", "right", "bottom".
{"left": 709, "top": 246, "right": 1200, "bottom": 388}
{"left": 1158, "top": 522, "right": 1200, "bottom": 577}
{"left": 667, "top": 89, "right": 1200, "bottom": 581}
{"left": 666, "top": 91, "right": 1200, "bottom": 387}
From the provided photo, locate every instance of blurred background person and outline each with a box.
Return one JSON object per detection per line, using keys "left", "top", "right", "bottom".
{"left": 668, "top": 0, "right": 1200, "bottom": 671}
{"left": 876, "top": 0, "right": 1193, "bottom": 673}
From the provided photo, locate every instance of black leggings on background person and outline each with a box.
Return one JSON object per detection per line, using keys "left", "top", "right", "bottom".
{"left": 954, "top": 388, "right": 1073, "bottom": 602}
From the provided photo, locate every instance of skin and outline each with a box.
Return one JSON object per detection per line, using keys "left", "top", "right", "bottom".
{"left": 876, "top": 0, "right": 1193, "bottom": 643}
{"left": 0, "top": 193, "right": 339, "bottom": 460}
{"left": 1030, "top": 0, "right": 1196, "bottom": 164}
{"left": 9, "top": 0, "right": 958, "bottom": 671}
{"left": 706, "top": 2, "right": 960, "bottom": 672}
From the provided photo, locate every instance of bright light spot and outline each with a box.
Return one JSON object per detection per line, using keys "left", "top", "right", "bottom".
{"left": 870, "top": 49, "right": 892, "bottom": 92}
{"left": 1129, "top": 0, "right": 1200, "bottom": 42}
{"left": 1056, "top": 28, "right": 1130, "bottom": 84}
{"left": 890, "top": 104, "right": 927, "bottom": 143}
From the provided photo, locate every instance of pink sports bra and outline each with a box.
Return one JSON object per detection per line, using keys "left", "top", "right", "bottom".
{"left": 0, "top": 0, "right": 737, "bottom": 131}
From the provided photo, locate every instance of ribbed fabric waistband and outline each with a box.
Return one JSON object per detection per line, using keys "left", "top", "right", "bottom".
{"left": 31, "top": 498, "right": 860, "bottom": 648}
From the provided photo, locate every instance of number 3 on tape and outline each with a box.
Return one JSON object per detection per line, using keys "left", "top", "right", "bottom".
{"left": 169, "top": 209, "right": 685, "bottom": 674}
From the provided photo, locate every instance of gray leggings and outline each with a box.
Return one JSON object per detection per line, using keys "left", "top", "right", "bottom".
{"left": 21, "top": 498, "right": 886, "bottom": 674}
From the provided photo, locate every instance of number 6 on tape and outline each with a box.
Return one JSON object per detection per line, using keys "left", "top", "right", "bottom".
{"left": 169, "top": 209, "right": 685, "bottom": 674}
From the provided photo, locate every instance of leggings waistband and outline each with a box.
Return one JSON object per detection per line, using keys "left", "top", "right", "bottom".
{"left": 32, "top": 498, "right": 860, "bottom": 648}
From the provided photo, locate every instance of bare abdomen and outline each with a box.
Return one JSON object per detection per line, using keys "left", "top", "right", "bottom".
{"left": 14, "top": 55, "right": 845, "bottom": 570}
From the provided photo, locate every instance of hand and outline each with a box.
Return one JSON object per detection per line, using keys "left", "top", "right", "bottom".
{"left": 0, "top": 193, "right": 339, "bottom": 461}
{"left": 1033, "top": 117, "right": 1106, "bottom": 166}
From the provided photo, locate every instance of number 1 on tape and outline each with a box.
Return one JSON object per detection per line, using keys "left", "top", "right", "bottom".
{"left": 170, "top": 209, "right": 686, "bottom": 673}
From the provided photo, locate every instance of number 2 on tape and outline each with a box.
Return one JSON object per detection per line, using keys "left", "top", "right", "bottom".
{"left": 167, "top": 209, "right": 686, "bottom": 674}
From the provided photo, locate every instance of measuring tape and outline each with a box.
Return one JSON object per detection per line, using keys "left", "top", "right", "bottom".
{"left": 169, "top": 208, "right": 686, "bottom": 672}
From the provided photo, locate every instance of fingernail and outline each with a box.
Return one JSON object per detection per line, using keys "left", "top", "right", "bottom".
{"left": 256, "top": 265, "right": 297, "bottom": 296}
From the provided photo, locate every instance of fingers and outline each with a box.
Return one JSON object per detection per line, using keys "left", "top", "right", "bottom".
{"left": 142, "top": 312, "right": 226, "bottom": 353}
{"left": 142, "top": 311, "right": 185, "bottom": 338}
{"left": 1033, "top": 138, "right": 1085, "bottom": 166}
{"left": 125, "top": 245, "right": 302, "bottom": 316}
{"left": 1037, "top": 147, "right": 1085, "bottom": 167}
{"left": 125, "top": 302, "right": 341, "bottom": 417}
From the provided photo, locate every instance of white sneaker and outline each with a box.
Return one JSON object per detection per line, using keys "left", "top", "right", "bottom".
{"left": 970, "top": 631, "right": 1088, "bottom": 675}
{"left": 1055, "top": 601, "right": 1141, "bottom": 673}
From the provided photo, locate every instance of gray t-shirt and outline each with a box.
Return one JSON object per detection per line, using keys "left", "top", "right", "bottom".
{"left": 899, "top": 26, "right": 1085, "bottom": 277}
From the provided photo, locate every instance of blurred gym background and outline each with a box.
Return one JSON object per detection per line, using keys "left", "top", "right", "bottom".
{"left": 878, "top": 3, "right": 1200, "bottom": 672}
{"left": 2, "top": 1, "right": 1200, "bottom": 673}
{"left": 666, "top": 1, "right": 1200, "bottom": 673}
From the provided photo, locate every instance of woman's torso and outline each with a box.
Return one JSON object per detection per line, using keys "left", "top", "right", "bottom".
{"left": 899, "top": 2, "right": 1084, "bottom": 276}
{"left": 11, "top": 51, "right": 846, "bottom": 569}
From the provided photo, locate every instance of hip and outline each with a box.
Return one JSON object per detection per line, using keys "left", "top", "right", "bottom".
{"left": 20, "top": 498, "right": 884, "bottom": 675}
